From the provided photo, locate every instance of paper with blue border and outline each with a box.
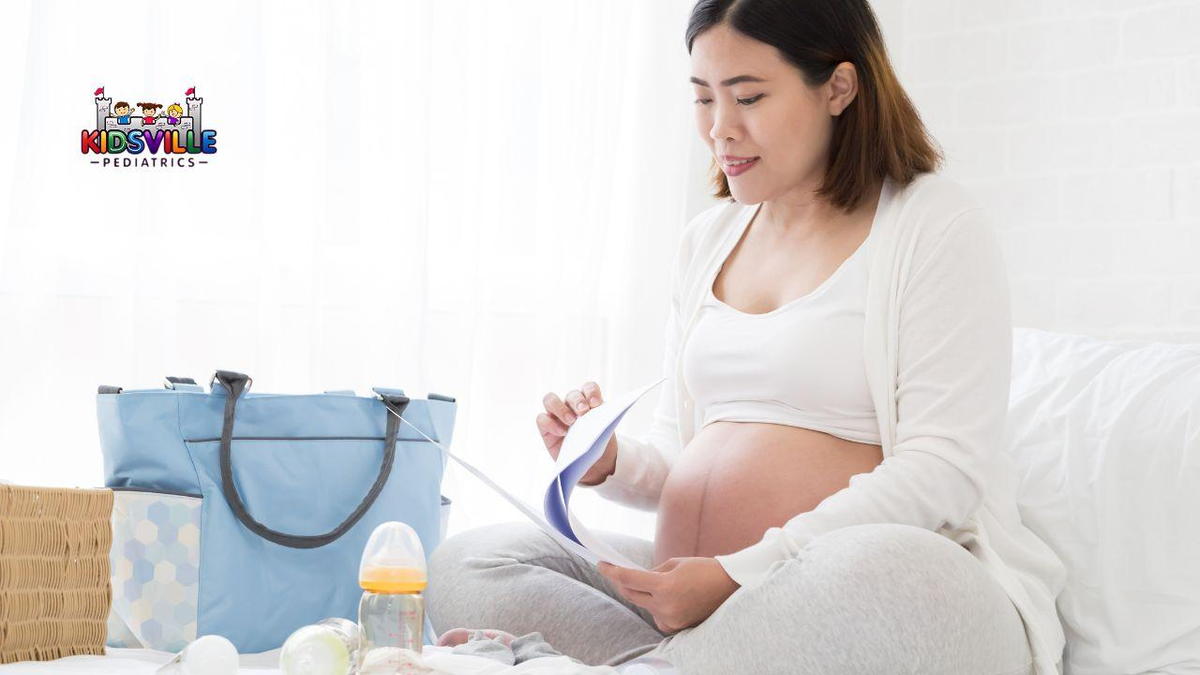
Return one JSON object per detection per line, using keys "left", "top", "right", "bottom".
{"left": 403, "top": 378, "right": 664, "bottom": 571}
{"left": 542, "top": 377, "right": 665, "bottom": 571}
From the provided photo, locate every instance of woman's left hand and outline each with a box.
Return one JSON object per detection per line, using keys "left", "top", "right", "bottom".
{"left": 598, "top": 557, "right": 740, "bottom": 634}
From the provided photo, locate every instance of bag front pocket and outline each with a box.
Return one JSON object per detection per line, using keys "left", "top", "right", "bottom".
{"left": 106, "top": 487, "right": 203, "bottom": 653}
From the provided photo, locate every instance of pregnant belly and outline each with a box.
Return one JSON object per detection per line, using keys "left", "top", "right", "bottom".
{"left": 653, "top": 421, "right": 884, "bottom": 567}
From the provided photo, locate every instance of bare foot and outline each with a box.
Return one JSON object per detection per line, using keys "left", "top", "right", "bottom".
{"left": 436, "top": 627, "right": 517, "bottom": 648}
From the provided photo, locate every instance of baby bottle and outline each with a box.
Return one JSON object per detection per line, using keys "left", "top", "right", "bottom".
{"left": 155, "top": 634, "right": 238, "bottom": 675}
{"left": 357, "top": 521, "right": 428, "bottom": 670}
{"left": 278, "top": 617, "right": 361, "bottom": 675}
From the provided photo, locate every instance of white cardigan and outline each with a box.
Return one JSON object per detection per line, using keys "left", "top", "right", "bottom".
{"left": 584, "top": 172, "right": 1067, "bottom": 674}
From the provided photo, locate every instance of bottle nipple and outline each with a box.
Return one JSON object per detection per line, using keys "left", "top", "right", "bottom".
{"left": 358, "top": 521, "right": 427, "bottom": 594}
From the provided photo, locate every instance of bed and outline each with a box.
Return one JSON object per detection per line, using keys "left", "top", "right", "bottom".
{"left": 3, "top": 326, "right": 1196, "bottom": 674}
{"left": 0, "top": 646, "right": 676, "bottom": 674}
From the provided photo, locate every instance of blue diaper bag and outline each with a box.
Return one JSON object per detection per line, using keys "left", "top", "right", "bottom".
{"left": 97, "top": 370, "right": 456, "bottom": 654}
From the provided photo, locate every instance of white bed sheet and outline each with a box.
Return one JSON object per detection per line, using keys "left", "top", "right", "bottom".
{"left": 0, "top": 647, "right": 676, "bottom": 674}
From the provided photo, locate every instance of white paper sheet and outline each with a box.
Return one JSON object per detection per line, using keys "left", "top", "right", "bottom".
{"left": 387, "top": 378, "right": 665, "bottom": 571}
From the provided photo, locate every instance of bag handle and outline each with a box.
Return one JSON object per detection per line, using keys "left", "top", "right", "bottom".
{"left": 210, "top": 370, "right": 409, "bottom": 549}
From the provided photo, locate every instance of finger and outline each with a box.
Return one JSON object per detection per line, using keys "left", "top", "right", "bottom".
{"left": 602, "top": 570, "right": 655, "bottom": 608}
{"left": 538, "top": 418, "right": 563, "bottom": 460}
{"left": 565, "top": 389, "right": 589, "bottom": 415}
{"left": 542, "top": 392, "right": 577, "bottom": 426}
{"left": 616, "top": 584, "right": 655, "bottom": 610}
{"left": 581, "top": 381, "right": 603, "bottom": 406}
{"left": 601, "top": 563, "right": 661, "bottom": 593}
{"left": 536, "top": 412, "right": 568, "bottom": 437}
{"left": 652, "top": 558, "right": 680, "bottom": 573}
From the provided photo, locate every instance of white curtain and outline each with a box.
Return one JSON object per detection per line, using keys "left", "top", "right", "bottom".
{"left": 0, "top": 0, "right": 712, "bottom": 542}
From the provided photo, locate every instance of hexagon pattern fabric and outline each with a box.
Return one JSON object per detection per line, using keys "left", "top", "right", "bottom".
{"left": 106, "top": 490, "right": 201, "bottom": 652}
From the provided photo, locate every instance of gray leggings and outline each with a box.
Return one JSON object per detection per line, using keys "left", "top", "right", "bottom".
{"left": 426, "top": 520, "right": 1035, "bottom": 675}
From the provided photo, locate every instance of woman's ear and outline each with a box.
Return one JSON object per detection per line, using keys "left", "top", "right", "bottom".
{"left": 827, "top": 62, "right": 859, "bottom": 117}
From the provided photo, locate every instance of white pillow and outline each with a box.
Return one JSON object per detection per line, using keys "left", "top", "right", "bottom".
{"left": 1004, "top": 327, "right": 1200, "bottom": 675}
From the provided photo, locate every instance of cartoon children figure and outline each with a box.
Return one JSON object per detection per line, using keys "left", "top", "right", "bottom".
{"left": 138, "top": 102, "right": 162, "bottom": 124}
{"left": 166, "top": 103, "right": 183, "bottom": 125}
{"left": 113, "top": 101, "right": 132, "bottom": 125}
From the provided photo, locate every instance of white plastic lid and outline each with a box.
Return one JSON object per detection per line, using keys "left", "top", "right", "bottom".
{"left": 358, "top": 521, "right": 427, "bottom": 593}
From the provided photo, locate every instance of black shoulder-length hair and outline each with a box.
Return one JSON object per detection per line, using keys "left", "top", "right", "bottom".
{"left": 686, "top": 0, "right": 943, "bottom": 211}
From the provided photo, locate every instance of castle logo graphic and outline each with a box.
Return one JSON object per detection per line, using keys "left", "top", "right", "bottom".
{"left": 81, "top": 85, "right": 217, "bottom": 168}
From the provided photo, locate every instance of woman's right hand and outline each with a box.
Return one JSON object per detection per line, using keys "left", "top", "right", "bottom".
{"left": 538, "top": 381, "right": 618, "bottom": 486}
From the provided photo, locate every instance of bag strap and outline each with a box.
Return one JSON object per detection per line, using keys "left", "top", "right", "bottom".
{"left": 210, "top": 370, "right": 409, "bottom": 550}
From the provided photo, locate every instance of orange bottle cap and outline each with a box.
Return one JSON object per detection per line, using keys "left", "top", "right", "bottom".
{"left": 358, "top": 521, "right": 427, "bottom": 594}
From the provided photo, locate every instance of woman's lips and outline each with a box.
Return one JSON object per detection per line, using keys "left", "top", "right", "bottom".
{"left": 723, "top": 156, "right": 760, "bottom": 177}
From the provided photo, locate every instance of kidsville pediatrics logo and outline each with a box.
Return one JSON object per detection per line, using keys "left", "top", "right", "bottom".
{"left": 81, "top": 85, "right": 217, "bottom": 168}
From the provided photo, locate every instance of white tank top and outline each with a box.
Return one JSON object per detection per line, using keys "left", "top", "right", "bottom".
{"left": 681, "top": 226, "right": 881, "bottom": 445}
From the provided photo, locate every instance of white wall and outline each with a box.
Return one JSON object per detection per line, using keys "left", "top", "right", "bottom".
{"left": 869, "top": 0, "right": 1200, "bottom": 343}
{"left": 0, "top": 1, "right": 702, "bottom": 549}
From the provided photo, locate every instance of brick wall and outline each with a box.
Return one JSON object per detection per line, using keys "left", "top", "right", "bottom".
{"left": 875, "top": 0, "right": 1200, "bottom": 343}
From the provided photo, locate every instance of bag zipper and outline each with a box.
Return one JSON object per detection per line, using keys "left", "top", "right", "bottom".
{"left": 108, "top": 485, "right": 203, "bottom": 499}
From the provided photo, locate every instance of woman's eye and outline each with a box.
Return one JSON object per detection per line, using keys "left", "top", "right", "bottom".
{"left": 693, "top": 95, "right": 763, "bottom": 106}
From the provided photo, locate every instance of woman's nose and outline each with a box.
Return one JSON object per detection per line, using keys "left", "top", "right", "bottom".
{"left": 708, "top": 103, "right": 739, "bottom": 144}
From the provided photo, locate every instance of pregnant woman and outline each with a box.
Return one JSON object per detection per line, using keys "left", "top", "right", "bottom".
{"left": 427, "top": 1, "right": 1067, "bottom": 673}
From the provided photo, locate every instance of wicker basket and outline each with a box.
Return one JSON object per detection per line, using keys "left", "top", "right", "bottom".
{"left": 0, "top": 484, "right": 113, "bottom": 664}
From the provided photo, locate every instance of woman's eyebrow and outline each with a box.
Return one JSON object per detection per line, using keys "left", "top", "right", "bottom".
{"left": 689, "top": 75, "right": 767, "bottom": 88}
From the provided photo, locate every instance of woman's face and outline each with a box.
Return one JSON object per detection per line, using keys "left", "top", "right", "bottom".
{"left": 690, "top": 23, "right": 854, "bottom": 206}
